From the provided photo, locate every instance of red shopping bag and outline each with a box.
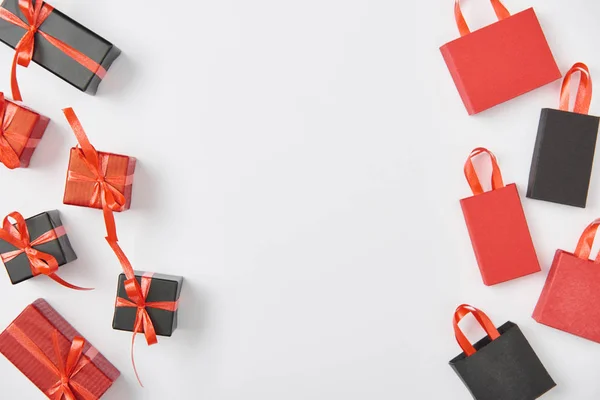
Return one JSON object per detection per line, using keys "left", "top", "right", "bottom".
{"left": 440, "top": 0, "right": 561, "bottom": 115}
{"left": 460, "top": 148, "right": 540, "bottom": 285}
{"left": 533, "top": 219, "right": 600, "bottom": 342}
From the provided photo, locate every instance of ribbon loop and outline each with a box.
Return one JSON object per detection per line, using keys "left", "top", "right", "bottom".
{"left": 464, "top": 147, "right": 504, "bottom": 196}
{"left": 574, "top": 219, "right": 600, "bottom": 263}
{"left": 560, "top": 62, "right": 592, "bottom": 115}
{"left": 453, "top": 304, "right": 501, "bottom": 356}
{"left": 454, "top": 0, "right": 511, "bottom": 37}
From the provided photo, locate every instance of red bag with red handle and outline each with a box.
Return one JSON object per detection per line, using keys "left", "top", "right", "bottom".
{"left": 460, "top": 148, "right": 540, "bottom": 285}
{"left": 533, "top": 219, "right": 600, "bottom": 342}
{"left": 440, "top": 0, "right": 561, "bottom": 115}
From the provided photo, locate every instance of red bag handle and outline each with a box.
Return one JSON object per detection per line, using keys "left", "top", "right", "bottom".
{"left": 453, "top": 304, "right": 501, "bottom": 356}
{"left": 464, "top": 147, "right": 505, "bottom": 196}
{"left": 455, "top": 0, "right": 511, "bottom": 37}
{"left": 560, "top": 63, "right": 592, "bottom": 115}
{"left": 574, "top": 219, "right": 600, "bottom": 263}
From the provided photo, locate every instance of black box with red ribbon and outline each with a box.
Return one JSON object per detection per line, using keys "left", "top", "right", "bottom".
{"left": 112, "top": 271, "right": 184, "bottom": 337}
{"left": 0, "top": 0, "right": 121, "bottom": 94}
{"left": 0, "top": 210, "right": 77, "bottom": 284}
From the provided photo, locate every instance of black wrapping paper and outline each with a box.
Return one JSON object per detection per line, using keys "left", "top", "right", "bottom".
{"left": 527, "top": 108, "right": 600, "bottom": 208}
{"left": 112, "top": 271, "right": 184, "bottom": 337}
{"left": 449, "top": 322, "right": 555, "bottom": 400}
{"left": 0, "top": 210, "right": 77, "bottom": 284}
{"left": 0, "top": 0, "right": 120, "bottom": 94}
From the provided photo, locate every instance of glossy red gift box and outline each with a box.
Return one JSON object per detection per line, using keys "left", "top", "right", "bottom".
{"left": 533, "top": 219, "right": 600, "bottom": 343}
{"left": 63, "top": 147, "right": 135, "bottom": 211}
{"left": 440, "top": 0, "right": 561, "bottom": 115}
{"left": 0, "top": 94, "right": 49, "bottom": 169}
{"left": 460, "top": 148, "right": 540, "bottom": 285}
{"left": 0, "top": 298, "right": 119, "bottom": 399}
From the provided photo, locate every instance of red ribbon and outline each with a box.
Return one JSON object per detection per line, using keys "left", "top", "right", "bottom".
{"left": 453, "top": 304, "right": 500, "bottom": 356}
{"left": 574, "top": 218, "right": 600, "bottom": 263}
{"left": 7, "top": 325, "right": 96, "bottom": 400}
{"left": 0, "top": 92, "right": 24, "bottom": 169}
{"left": 63, "top": 107, "right": 126, "bottom": 243}
{"left": 0, "top": 211, "right": 91, "bottom": 290}
{"left": 0, "top": 0, "right": 107, "bottom": 102}
{"left": 454, "top": 0, "right": 511, "bottom": 37}
{"left": 464, "top": 147, "right": 505, "bottom": 196}
{"left": 560, "top": 62, "right": 592, "bottom": 115}
{"left": 108, "top": 239, "right": 178, "bottom": 386}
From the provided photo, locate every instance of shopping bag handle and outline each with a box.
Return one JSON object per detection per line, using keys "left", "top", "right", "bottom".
{"left": 574, "top": 218, "right": 600, "bottom": 263}
{"left": 560, "top": 63, "right": 592, "bottom": 115}
{"left": 464, "top": 147, "right": 505, "bottom": 196}
{"left": 455, "top": 0, "right": 511, "bottom": 37}
{"left": 453, "top": 304, "right": 501, "bottom": 356}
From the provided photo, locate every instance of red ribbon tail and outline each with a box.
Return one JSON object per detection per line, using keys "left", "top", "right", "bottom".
{"left": 46, "top": 273, "right": 93, "bottom": 291}
{"left": 131, "top": 325, "right": 144, "bottom": 387}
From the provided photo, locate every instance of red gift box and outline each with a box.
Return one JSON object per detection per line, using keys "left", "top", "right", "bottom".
{"left": 0, "top": 93, "right": 49, "bottom": 169}
{"left": 62, "top": 108, "right": 135, "bottom": 242}
{"left": 460, "top": 148, "right": 540, "bottom": 285}
{"left": 0, "top": 299, "right": 119, "bottom": 399}
{"left": 533, "top": 219, "right": 600, "bottom": 342}
{"left": 440, "top": 0, "right": 561, "bottom": 115}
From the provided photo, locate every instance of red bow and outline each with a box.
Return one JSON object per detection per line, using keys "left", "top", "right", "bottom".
{"left": 63, "top": 107, "right": 127, "bottom": 243}
{"left": 108, "top": 239, "right": 178, "bottom": 386}
{"left": 0, "top": 92, "right": 24, "bottom": 169}
{"left": 7, "top": 325, "right": 96, "bottom": 400}
{"left": 0, "top": 211, "right": 91, "bottom": 290}
{"left": 0, "top": 0, "right": 106, "bottom": 101}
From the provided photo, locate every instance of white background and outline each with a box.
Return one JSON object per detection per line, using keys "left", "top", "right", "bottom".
{"left": 0, "top": 0, "right": 598, "bottom": 398}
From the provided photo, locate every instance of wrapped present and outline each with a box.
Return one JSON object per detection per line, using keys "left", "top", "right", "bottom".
{"left": 533, "top": 219, "right": 600, "bottom": 342}
{"left": 0, "top": 298, "right": 119, "bottom": 399}
{"left": 0, "top": 0, "right": 120, "bottom": 98}
{"left": 0, "top": 211, "right": 90, "bottom": 290}
{"left": 527, "top": 63, "right": 600, "bottom": 208}
{"left": 450, "top": 305, "right": 555, "bottom": 400}
{"left": 62, "top": 108, "right": 135, "bottom": 242}
{"left": 113, "top": 271, "right": 183, "bottom": 338}
{"left": 107, "top": 240, "right": 182, "bottom": 385}
{"left": 0, "top": 92, "right": 49, "bottom": 169}
{"left": 460, "top": 148, "right": 540, "bottom": 285}
{"left": 440, "top": 0, "right": 561, "bottom": 115}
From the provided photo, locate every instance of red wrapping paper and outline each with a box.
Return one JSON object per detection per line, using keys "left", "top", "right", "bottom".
{"left": 0, "top": 299, "right": 119, "bottom": 399}
{"left": 63, "top": 148, "right": 136, "bottom": 211}
{"left": 4, "top": 99, "right": 49, "bottom": 167}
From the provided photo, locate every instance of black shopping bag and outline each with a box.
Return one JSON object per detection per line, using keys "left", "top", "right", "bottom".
{"left": 527, "top": 63, "right": 600, "bottom": 208}
{"left": 449, "top": 305, "right": 555, "bottom": 400}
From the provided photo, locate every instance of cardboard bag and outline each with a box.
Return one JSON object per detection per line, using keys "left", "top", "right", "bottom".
{"left": 440, "top": 0, "right": 561, "bottom": 115}
{"left": 527, "top": 63, "right": 600, "bottom": 208}
{"left": 460, "top": 148, "right": 540, "bottom": 285}
{"left": 450, "top": 305, "right": 556, "bottom": 400}
{"left": 533, "top": 219, "right": 600, "bottom": 342}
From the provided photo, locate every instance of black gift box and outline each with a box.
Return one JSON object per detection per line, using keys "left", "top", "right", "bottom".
{"left": 527, "top": 108, "right": 600, "bottom": 208}
{"left": 0, "top": 210, "right": 77, "bottom": 284}
{"left": 450, "top": 321, "right": 555, "bottom": 400}
{"left": 0, "top": 0, "right": 121, "bottom": 94}
{"left": 113, "top": 271, "right": 183, "bottom": 337}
